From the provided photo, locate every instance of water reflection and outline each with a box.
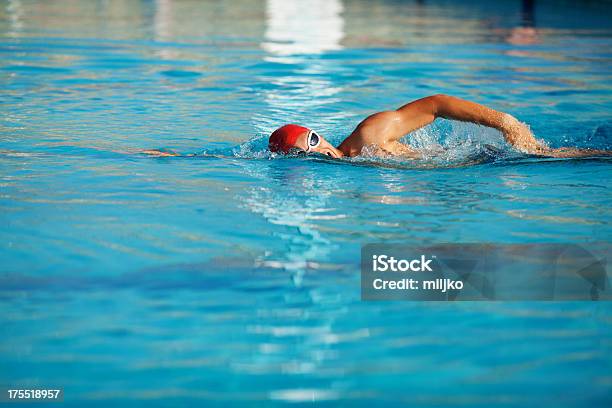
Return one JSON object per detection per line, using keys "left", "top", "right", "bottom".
{"left": 241, "top": 161, "right": 345, "bottom": 276}
{"left": 520, "top": 0, "right": 536, "bottom": 27}
{"left": 246, "top": 0, "right": 348, "bottom": 273}
{"left": 153, "top": 0, "right": 172, "bottom": 40}
{"left": 262, "top": 0, "right": 344, "bottom": 56}
{"left": 255, "top": 0, "right": 347, "bottom": 136}
{"left": 507, "top": 0, "right": 539, "bottom": 45}
{"left": 6, "top": 0, "right": 24, "bottom": 37}
{"left": 154, "top": 0, "right": 178, "bottom": 60}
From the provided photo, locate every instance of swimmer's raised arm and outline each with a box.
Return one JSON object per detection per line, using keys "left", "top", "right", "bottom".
{"left": 407, "top": 96, "right": 610, "bottom": 157}
{"left": 347, "top": 94, "right": 543, "bottom": 154}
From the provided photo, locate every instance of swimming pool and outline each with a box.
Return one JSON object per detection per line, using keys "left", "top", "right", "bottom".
{"left": 1, "top": 0, "right": 611, "bottom": 406}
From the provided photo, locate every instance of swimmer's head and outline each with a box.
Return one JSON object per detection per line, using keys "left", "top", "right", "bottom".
{"left": 268, "top": 124, "right": 343, "bottom": 158}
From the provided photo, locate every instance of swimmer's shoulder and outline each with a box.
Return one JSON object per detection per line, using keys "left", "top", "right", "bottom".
{"left": 337, "top": 133, "right": 363, "bottom": 157}
{"left": 339, "top": 111, "right": 407, "bottom": 156}
{"left": 338, "top": 132, "right": 421, "bottom": 159}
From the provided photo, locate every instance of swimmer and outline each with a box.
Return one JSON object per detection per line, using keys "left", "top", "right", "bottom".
{"left": 268, "top": 94, "right": 610, "bottom": 159}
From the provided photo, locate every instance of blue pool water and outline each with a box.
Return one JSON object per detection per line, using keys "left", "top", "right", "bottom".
{"left": 1, "top": 0, "right": 611, "bottom": 406}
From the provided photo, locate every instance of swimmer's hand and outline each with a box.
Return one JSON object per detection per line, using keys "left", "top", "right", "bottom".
{"left": 500, "top": 114, "right": 547, "bottom": 154}
{"left": 500, "top": 116, "right": 612, "bottom": 158}
{"left": 142, "top": 149, "right": 181, "bottom": 157}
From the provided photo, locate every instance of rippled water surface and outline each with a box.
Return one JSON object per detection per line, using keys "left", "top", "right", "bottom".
{"left": 1, "top": 0, "right": 611, "bottom": 406}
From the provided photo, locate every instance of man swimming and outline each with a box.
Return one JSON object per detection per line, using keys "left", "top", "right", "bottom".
{"left": 268, "top": 94, "right": 608, "bottom": 159}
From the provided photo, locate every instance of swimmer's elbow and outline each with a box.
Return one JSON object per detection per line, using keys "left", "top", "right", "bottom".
{"left": 427, "top": 94, "right": 451, "bottom": 117}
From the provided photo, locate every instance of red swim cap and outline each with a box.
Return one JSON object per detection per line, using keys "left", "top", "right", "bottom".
{"left": 269, "top": 124, "right": 310, "bottom": 153}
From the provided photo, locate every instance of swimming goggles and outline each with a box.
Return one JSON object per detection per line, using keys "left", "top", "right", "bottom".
{"left": 305, "top": 130, "right": 321, "bottom": 152}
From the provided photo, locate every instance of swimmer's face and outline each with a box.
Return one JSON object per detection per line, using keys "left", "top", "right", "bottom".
{"left": 269, "top": 124, "right": 342, "bottom": 158}
{"left": 292, "top": 130, "right": 341, "bottom": 158}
